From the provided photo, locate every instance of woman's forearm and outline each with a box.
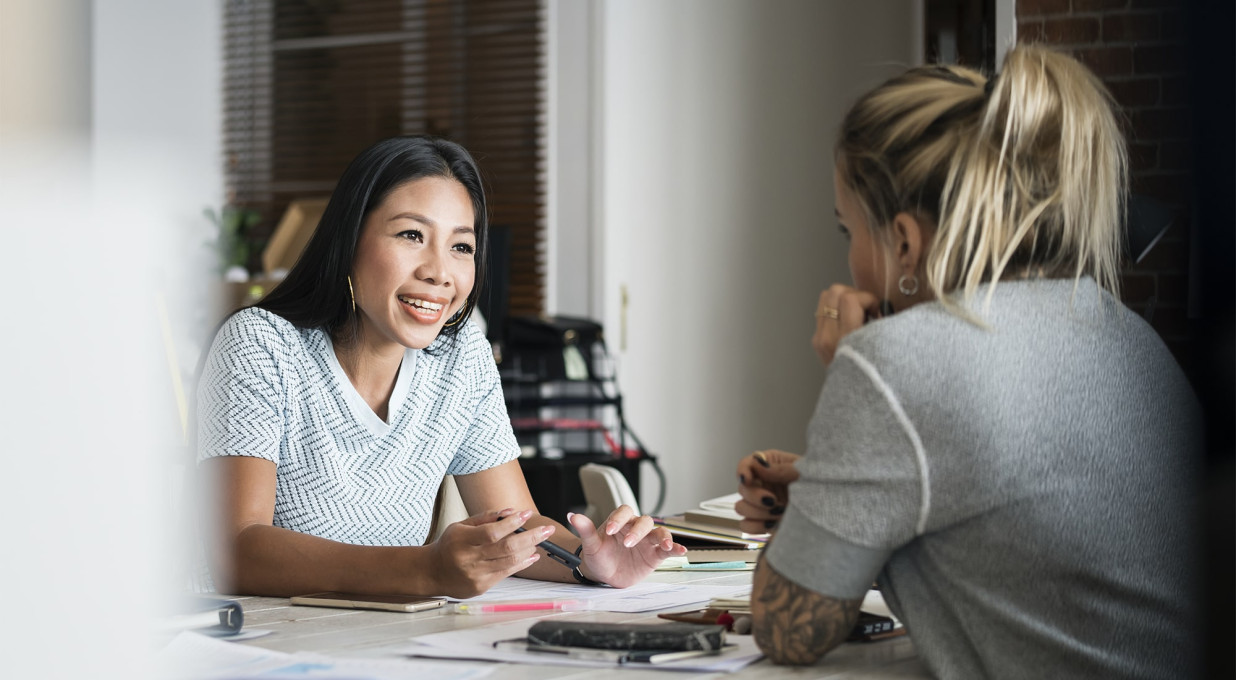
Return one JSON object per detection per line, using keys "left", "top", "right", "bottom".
{"left": 215, "top": 523, "right": 435, "bottom": 597}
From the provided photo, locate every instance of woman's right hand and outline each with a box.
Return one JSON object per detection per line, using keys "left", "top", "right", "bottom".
{"left": 813, "top": 284, "right": 883, "bottom": 366}
{"left": 426, "top": 508, "right": 546, "bottom": 598}
{"left": 735, "top": 450, "right": 802, "bottom": 534}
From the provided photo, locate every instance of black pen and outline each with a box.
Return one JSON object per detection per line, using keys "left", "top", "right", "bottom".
{"left": 514, "top": 527, "right": 582, "bottom": 569}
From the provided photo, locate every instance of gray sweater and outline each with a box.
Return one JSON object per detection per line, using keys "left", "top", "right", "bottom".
{"left": 767, "top": 278, "right": 1201, "bottom": 679}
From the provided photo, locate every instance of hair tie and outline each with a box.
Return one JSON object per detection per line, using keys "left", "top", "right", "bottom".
{"left": 983, "top": 76, "right": 998, "bottom": 98}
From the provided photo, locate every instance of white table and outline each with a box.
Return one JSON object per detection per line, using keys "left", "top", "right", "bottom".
{"left": 227, "top": 570, "right": 928, "bottom": 679}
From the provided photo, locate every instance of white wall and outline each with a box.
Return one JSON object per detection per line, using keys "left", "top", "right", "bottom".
{"left": 996, "top": 0, "right": 1018, "bottom": 67}
{"left": 0, "top": 2, "right": 223, "bottom": 676}
{"left": 593, "top": 0, "right": 920, "bottom": 513}
{"left": 93, "top": 1, "right": 223, "bottom": 205}
{"left": 0, "top": 0, "right": 219, "bottom": 676}
{"left": 92, "top": 0, "right": 227, "bottom": 633}
{"left": 93, "top": 0, "right": 225, "bottom": 356}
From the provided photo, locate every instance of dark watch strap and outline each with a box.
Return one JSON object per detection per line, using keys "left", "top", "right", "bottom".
{"left": 571, "top": 545, "right": 604, "bottom": 586}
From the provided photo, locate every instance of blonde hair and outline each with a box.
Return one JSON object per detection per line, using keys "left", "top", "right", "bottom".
{"left": 835, "top": 45, "right": 1127, "bottom": 313}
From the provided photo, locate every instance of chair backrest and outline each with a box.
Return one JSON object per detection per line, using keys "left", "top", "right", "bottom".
{"left": 425, "top": 475, "right": 469, "bottom": 544}
{"left": 578, "top": 463, "right": 639, "bottom": 526}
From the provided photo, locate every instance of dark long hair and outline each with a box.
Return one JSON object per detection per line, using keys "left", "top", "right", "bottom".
{"left": 257, "top": 136, "right": 488, "bottom": 345}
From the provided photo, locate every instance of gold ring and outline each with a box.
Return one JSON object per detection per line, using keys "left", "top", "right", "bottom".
{"left": 815, "top": 306, "right": 839, "bottom": 320}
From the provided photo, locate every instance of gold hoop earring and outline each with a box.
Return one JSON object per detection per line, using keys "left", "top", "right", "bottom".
{"left": 347, "top": 275, "right": 356, "bottom": 313}
{"left": 443, "top": 301, "right": 469, "bottom": 328}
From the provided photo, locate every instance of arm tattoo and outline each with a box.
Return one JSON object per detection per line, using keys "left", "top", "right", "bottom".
{"left": 751, "top": 549, "right": 863, "bottom": 665}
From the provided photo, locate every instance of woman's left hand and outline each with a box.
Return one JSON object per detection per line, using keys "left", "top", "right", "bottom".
{"left": 813, "top": 284, "right": 883, "bottom": 366}
{"left": 568, "top": 507, "right": 685, "bottom": 588}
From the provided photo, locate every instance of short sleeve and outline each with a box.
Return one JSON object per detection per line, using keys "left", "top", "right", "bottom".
{"left": 196, "top": 310, "right": 289, "bottom": 465}
{"left": 765, "top": 345, "right": 927, "bottom": 599}
{"left": 445, "top": 324, "right": 521, "bottom": 475}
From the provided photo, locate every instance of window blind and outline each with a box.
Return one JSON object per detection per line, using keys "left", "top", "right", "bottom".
{"left": 223, "top": 0, "right": 546, "bottom": 316}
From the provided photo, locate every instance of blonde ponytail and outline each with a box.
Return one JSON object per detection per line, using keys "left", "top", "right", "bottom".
{"left": 836, "top": 45, "right": 1128, "bottom": 315}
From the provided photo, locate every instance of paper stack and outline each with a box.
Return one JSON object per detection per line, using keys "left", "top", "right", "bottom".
{"left": 655, "top": 493, "right": 769, "bottom": 556}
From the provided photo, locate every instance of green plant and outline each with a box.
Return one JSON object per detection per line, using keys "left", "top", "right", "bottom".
{"left": 204, "top": 205, "right": 263, "bottom": 274}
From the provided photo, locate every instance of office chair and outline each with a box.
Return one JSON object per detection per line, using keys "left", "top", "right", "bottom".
{"left": 578, "top": 463, "right": 640, "bottom": 526}
{"left": 425, "top": 475, "right": 470, "bottom": 544}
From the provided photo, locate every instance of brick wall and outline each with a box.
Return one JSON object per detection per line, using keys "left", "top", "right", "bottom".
{"left": 1017, "top": 0, "right": 1193, "bottom": 366}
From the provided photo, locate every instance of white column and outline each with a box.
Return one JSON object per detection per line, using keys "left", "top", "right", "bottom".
{"left": 545, "top": 0, "right": 599, "bottom": 317}
{"left": 594, "top": 0, "right": 921, "bottom": 513}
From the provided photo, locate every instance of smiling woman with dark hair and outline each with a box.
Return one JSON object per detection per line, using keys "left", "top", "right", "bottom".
{"left": 198, "top": 136, "right": 684, "bottom": 599}
{"left": 254, "top": 137, "right": 489, "bottom": 343}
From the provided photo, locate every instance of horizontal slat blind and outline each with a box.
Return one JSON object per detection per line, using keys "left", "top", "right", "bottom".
{"left": 223, "top": 0, "right": 546, "bottom": 316}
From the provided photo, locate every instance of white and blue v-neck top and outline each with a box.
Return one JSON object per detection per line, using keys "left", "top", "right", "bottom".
{"left": 197, "top": 307, "right": 519, "bottom": 546}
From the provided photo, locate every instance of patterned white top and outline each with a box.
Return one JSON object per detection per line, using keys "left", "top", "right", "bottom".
{"left": 197, "top": 307, "right": 519, "bottom": 546}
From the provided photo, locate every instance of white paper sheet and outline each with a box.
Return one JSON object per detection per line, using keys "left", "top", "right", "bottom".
{"left": 697, "top": 492, "right": 744, "bottom": 515}
{"left": 860, "top": 589, "right": 903, "bottom": 627}
{"left": 387, "top": 617, "right": 764, "bottom": 672}
{"left": 214, "top": 628, "right": 275, "bottom": 642}
{"left": 451, "top": 577, "right": 748, "bottom": 613}
{"left": 156, "top": 631, "right": 495, "bottom": 680}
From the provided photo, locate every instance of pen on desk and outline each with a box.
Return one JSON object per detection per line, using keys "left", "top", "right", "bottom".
{"left": 492, "top": 639, "right": 719, "bottom": 665}
{"left": 514, "top": 527, "right": 582, "bottom": 569}
{"left": 453, "top": 599, "right": 589, "bottom": 615}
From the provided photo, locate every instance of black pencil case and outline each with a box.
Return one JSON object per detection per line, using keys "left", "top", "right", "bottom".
{"left": 526, "top": 621, "right": 727, "bottom": 651}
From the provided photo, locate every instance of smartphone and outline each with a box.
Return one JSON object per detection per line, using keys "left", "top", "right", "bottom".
{"left": 290, "top": 592, "right": 446, "bottom": 613}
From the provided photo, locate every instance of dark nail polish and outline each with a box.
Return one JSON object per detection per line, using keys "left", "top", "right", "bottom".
{"left": 765, "top": 520, "right": 778, "bottom": 529}
{"left": 739, "top": 474, "right": 746, "bottom": 485}
{"left": 761, "top": 497, "right": 775, "bottom": 507}
{"left": 771, "top": 506, "right": 785, "bottom": 515}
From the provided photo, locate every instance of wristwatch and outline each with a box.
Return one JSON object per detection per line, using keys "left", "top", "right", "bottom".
{"left": 571, "top": 546, "right": 604, "bottom": 586}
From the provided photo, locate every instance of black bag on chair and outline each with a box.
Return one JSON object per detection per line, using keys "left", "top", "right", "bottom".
{"left": 503, "top": 316, "right": 605, "bottom": 381}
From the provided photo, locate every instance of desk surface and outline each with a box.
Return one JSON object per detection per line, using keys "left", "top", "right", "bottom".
{"left": 229, "top": 570, "right": 927, "bottom": 679}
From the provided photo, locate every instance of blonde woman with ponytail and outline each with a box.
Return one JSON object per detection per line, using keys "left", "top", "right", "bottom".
{"left": 737, "top": 46, "right": 1201, "bottom": 676}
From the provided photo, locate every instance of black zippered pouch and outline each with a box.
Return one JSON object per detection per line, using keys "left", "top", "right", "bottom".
{"left": 526, "top": 621, "right": 727, "bottom": 651}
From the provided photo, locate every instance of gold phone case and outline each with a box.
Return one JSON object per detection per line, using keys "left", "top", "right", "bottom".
{"left": 290, "top": 592, "right": 446, "bottom": 613}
